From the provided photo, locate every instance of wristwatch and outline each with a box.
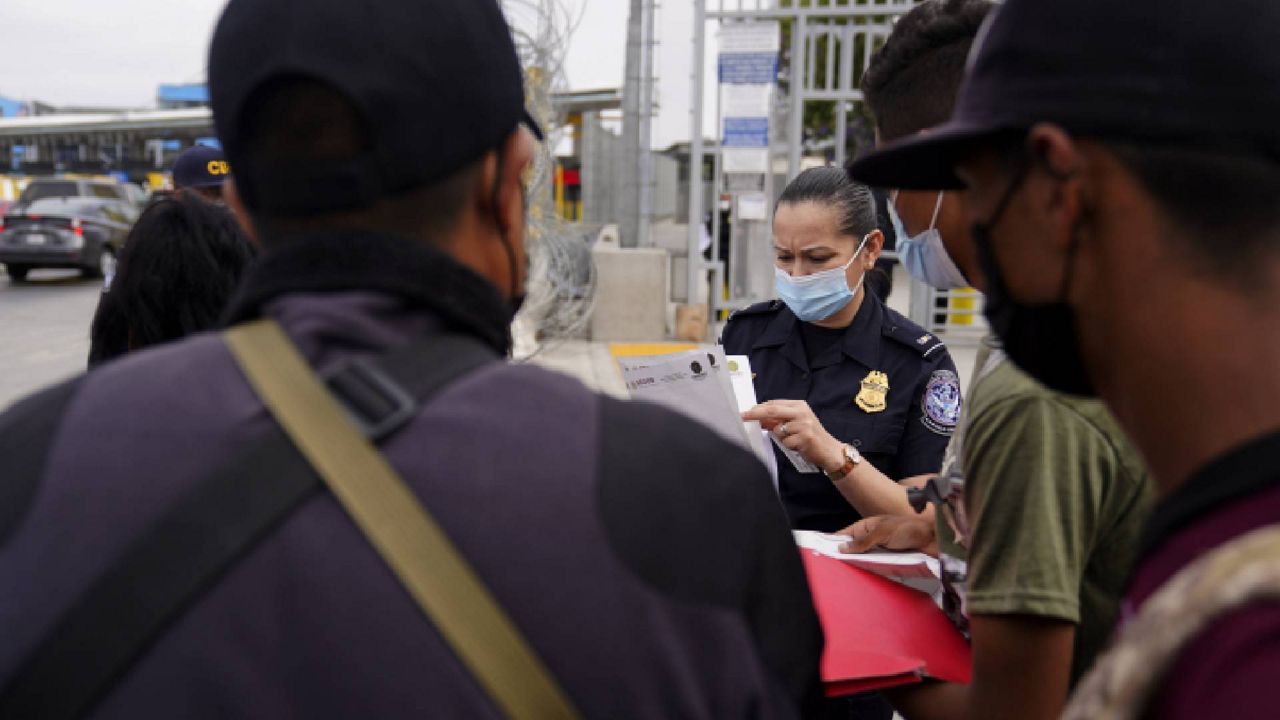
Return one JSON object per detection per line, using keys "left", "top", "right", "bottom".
{"left": 824, "top": 443, "right": 863, "bottom": 482}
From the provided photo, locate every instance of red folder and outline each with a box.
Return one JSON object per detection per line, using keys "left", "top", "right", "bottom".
{"left": 800, "top": 550, "right": 972, "bottom": 696}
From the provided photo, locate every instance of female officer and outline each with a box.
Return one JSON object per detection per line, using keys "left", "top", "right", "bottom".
{"left": 727, "top": 167, "right": 960, "bottom": 533}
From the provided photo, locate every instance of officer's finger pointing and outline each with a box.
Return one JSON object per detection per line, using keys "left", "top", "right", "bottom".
{"left": 742, "top": 401, "right": 795, "bottom": 422}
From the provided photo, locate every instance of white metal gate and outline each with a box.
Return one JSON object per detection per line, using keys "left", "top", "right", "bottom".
{"left": 687, "top": 0, "right": 983, "bottom": 338}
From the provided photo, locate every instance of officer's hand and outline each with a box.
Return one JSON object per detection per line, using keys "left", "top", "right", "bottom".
{"left": 836, "top": 515, "right": 939, "bottom": 557}
{"left": 742, "top": 399, "right": 846, "bottom": 472}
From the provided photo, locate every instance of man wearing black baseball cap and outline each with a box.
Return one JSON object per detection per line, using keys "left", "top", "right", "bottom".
{"left": 171, "top": 144, "right": 230, "bottom": 202}
{"left": 851, "top": 0, "right": 1280, "bottom": 716}
{"left": 0, "top": 0, "right": 821, "bottom": 716}
{"left": 842, "top": 3, "right": 1151, "bottom": 720}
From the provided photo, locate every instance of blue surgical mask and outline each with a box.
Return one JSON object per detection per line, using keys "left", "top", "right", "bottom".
{"left": 774, "top": 234, "right": 869, "bottom": 322}
{"left": 890, "top": 192, "right": 969, "bottom": 290}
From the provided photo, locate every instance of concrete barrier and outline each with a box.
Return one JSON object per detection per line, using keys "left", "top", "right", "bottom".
{"left": 590, "top": 245, "right": 669, "bottom": 342}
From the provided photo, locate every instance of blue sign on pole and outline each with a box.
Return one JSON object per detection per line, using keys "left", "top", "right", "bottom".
{"left": 718, "top": 22, "right": 780, "bottom": 176}
{"left": 722, "top": 118, "right": 770, "bottom": 148}
{"left": 718, "top": 52, "right": 779, "bottom": 84}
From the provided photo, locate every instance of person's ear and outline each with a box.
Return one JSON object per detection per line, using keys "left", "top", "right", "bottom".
{"left": 495, "top": 128, "right": 536, "bottom": 238}
{"left": 474, "top": 127, "right": 536, "bottom": 297}
{"left": 221, "top": 178, "right": 261, "bottom": 247}
{"left": 1025, "top": 123, "right": 1090, "bottom": 255}
{"left": 862, "top": 228, "right": 884, "bottom": 267}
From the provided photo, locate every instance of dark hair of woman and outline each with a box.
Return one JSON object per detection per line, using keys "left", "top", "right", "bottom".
{"left": 775, "top": 166, "right": 878, "bottom": 239}
{"left": 88, "top": 194, "right": 256, "bottom": 366}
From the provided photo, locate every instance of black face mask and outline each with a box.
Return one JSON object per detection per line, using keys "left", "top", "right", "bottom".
{"left": 971, "top": 160, "right": 1096, "bottom": 397}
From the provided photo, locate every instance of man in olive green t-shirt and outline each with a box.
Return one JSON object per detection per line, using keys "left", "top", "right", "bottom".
{"left": 841, "top": 338, "right": 1151, "bottom": 718}
{"left": 946, "top": 340, "right": 1150, "bottom": 685}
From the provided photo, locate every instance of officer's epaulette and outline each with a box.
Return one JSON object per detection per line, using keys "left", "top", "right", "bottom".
{"left": 883, "top": 321, "right": 947, "bottom": 359}
{"left": 727, "top": 299, "right": 784, "bottom": 322}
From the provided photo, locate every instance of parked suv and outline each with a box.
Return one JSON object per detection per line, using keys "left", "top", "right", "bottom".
{"left": 0, "top": 179, "right": 138, "bottom": 281}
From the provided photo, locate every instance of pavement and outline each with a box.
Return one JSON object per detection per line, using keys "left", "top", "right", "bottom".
{"left": 0, "top": 263, "right": 981, "bottom": 414}
{"left": 0, "top": 268, "right": 101, "bottom": 410}
{"left": 524, "top": 338, "right": 629, "bottom": 397}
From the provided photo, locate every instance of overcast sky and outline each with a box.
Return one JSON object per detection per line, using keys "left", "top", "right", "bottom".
{"left": 0, "top": 0, "right": 717, "bottom": 149}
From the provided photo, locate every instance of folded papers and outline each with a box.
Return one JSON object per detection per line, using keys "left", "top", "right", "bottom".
{"left": 796, "top": 539, "right": 971, "bottom": 696}
{"left": 794, "top": 531, "right": 942, "bottom": 598}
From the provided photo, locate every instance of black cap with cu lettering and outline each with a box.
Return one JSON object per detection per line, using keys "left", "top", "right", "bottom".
{"left": 207, "top": 0, "right": 543, "bottom": 215}
{"left": 172, "top": 144, "right": 229, "bottom": 189}
{"left": 849, "top": 0, "right": 1280, "bottom": 190}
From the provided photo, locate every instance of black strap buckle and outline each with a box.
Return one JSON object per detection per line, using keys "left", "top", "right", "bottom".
{"left": 322, "top": 357, "right": 418, "bottom": 442}
{"left": 908, "top": 471, "right": 962, "bottom": 514}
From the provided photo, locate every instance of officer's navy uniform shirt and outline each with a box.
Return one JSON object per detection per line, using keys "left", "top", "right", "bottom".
{"left": 722, "top": 292, "right": 960, "bottom": 532}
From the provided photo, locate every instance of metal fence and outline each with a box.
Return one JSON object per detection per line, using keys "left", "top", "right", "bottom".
{"left": 651, "top": 153, "right": 680, "bottom": 220}
{"left": 581, "top": 111, "right": 681, "bottom": 229}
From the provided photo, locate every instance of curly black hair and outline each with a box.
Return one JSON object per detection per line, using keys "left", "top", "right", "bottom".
{"left": 861, "top": 0, "right": 994, "bottom": 142}
{"left": 88, "top": 194, "right": 256, "bottom": 366}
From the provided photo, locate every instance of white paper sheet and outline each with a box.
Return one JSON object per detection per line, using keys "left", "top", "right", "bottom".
{"left": 725, "top": 354, "right": 819, "bottom": 475}
{"left": 724, "top": 355, "right": 777, "bottom": 485}
{"left": 794, "top": 530, "right": 942, "bottom": 598}
{"left": 620, "top": 350, "right": 759, "bottom": 458}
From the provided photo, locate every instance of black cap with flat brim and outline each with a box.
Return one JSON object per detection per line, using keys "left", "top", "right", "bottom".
{"left": 850, "top": 0, "right": 1280, "bottom": 191}
{"left": 209, "top": 0, "right": 544, "bottom": 216}
{"left": 847, "top": 119, "right": 1016, "bottom": 191}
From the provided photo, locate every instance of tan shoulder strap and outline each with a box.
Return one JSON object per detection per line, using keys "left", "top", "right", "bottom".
{"left": 225, "top": 319, "right": 581, "bottom": 720}
{"left": 1063, "top": 523, "right": 1280, "bottom": 720}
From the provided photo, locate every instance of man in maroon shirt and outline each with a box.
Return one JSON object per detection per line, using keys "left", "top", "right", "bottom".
{"left": 848, "top": 0, "right": 1280, "bottom": 716}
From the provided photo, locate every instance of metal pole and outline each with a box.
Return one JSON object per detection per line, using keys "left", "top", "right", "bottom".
{"left": 787, "top": 17, "right": 803, "bottom": 179}
{"left": 621, "top": 0, "right": 643, "bottom": 246}
{"left": 834, "top": 99, "right": 847, "bottom": 167}
{"left": 835, "top": 24, "right": 854, "bottom": 167}
{"left": 637, "top": 0, "right": 655, "bottom": 248}
{"left": 711, "top": 147, "right": 723, "bottom": 305}
{"left": 687, "top": 0, "right": 707, "bottom": 311}
{"left": 710, "top": 20, "right": 724, "bottom": 311}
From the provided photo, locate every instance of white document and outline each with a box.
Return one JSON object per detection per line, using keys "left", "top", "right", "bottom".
{"left": 769, "top": 433, "right": 821, "bottom": 474}
{"left": 620, "top": 350, "right": 759, "bottom": 457}
{"left": 794, "top": 530, "right": 942, "bottom": 598}
{"left": 725, "top": 354, "right": 819, "bottom": 475}
{"left": 724, "top": 355, "right": 777, "bottom": 486}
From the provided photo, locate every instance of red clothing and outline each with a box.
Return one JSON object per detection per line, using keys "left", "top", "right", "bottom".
{"left": 1122, "top": 432, "right": 1280, "bottom": 719}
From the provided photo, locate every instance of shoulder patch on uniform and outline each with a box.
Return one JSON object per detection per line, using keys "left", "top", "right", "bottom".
{"left": 921, "top": 369, "right": 961, "bottom": 436}
{"left": 884, "top": 322, "right": 946, "bottom": 358}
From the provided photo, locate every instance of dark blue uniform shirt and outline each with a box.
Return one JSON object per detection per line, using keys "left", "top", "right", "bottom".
{"left": 722, "top": 294, "right": 960, "bottom": 532}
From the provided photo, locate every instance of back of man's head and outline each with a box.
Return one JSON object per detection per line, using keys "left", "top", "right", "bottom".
{"left": 228, "top": 78, "right": 481, "bottom": 242}
{"left": 207, "top": 0, "right": 539, "bottom": 245}
{"left": 862, "top": 0, "right": 994, "bottom": 142}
